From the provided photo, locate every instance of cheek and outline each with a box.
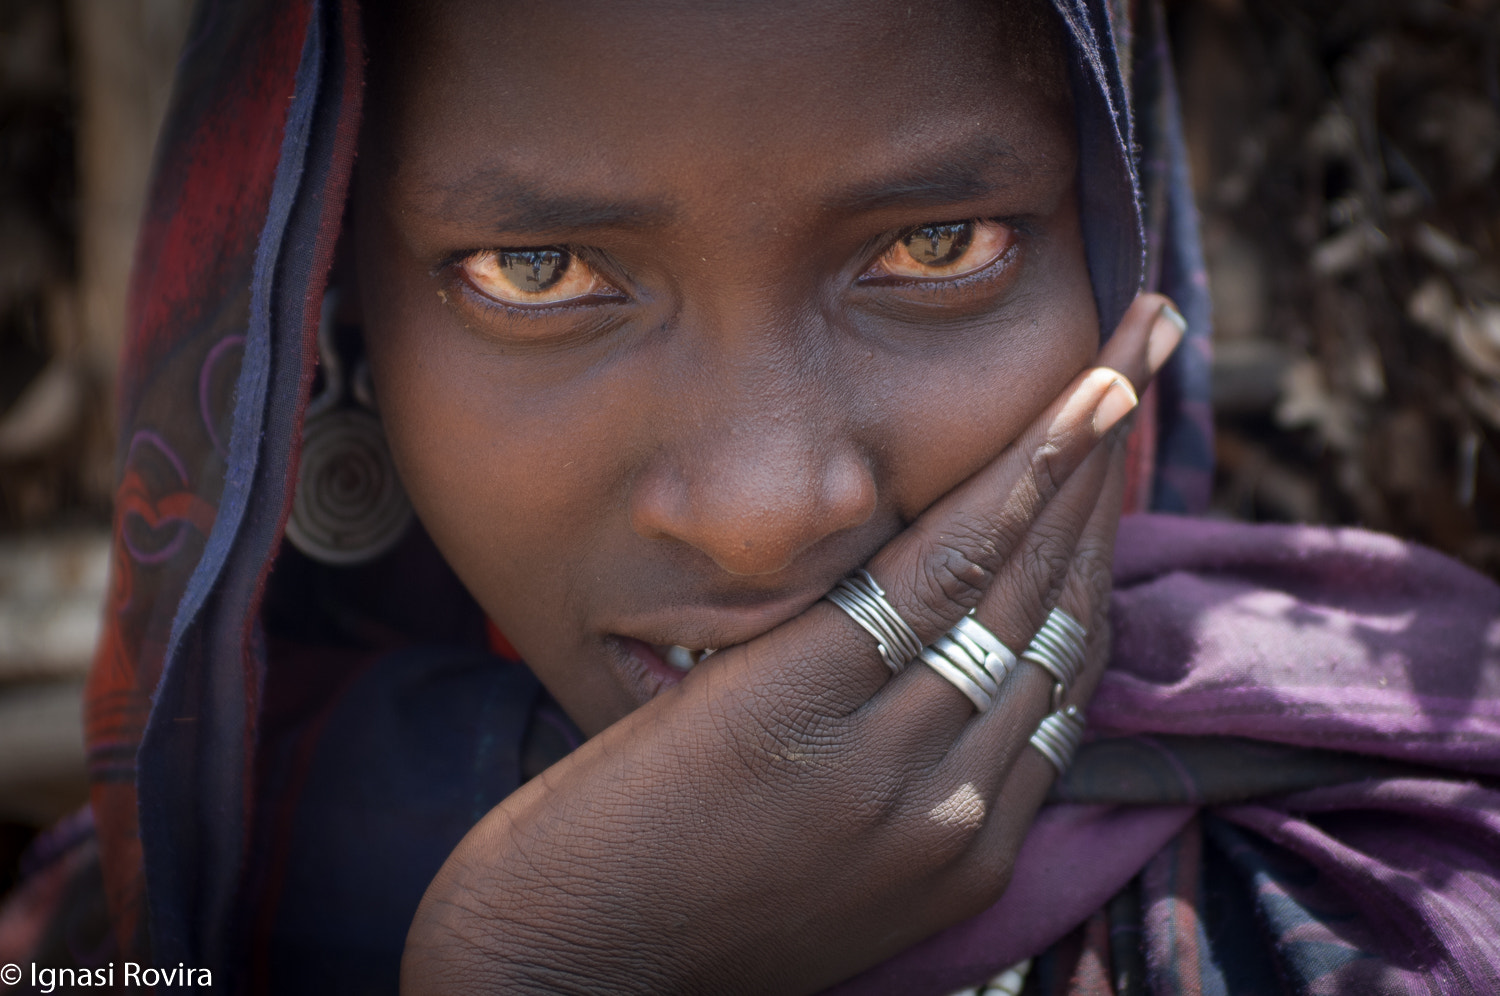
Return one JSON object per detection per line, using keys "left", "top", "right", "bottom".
{"left": 876, "top": 240, "right": 1099, "bottom": 518}
{"left": 370, "top": 348, "right": 609, "bottom": 607}
{"left": 357, "top": 247, "right": 608, "bottom": 629}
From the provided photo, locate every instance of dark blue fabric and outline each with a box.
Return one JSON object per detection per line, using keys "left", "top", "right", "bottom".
{"left": 1050, "top": 0, "right": 1215, "bottom": 515}
{"left": 139, "top": 0, "right": 342, "bottom": 969}
{"left": 1132, "top": 0, "right": 1214, "bottom": 513}
{"left": 1049, "top": 0, "right": 1144, "bottom": 338}
{"left": 266, "top": 649, "right": 541, "bottom": 993}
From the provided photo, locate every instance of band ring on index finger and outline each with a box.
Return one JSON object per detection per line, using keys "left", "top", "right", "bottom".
{"left": 824, "top": 569, "right": 925, "bottom": 672}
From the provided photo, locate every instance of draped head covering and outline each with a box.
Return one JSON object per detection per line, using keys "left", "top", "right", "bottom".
{"left": 63, "top": 1, "right": 1498, "bottom": 994}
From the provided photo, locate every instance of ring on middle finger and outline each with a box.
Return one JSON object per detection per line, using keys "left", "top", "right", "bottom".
{"left": 918, "top": 638, "right": 996, "bottom": 712}
{"left": 917, "top": 614, "right": 1017, "bottom": 713}
{"left": 952, "top": 613, "right": 1018, "bottom": 684}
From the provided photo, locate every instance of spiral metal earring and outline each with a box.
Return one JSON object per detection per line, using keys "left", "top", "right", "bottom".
{"left": 285, "top": 294, "right": 413, "bottom": 566}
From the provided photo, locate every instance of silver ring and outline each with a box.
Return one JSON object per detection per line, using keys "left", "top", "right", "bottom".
{"left": 915, "top": 613, "right": 1023, "bottom": 713}
{"left": 928, "top": 635, "right": 999, "bottom": 693}
{"left": 824, "top": 569, "right": 923, "bottom": 672}
{"left": 1028, "top": 705, "right": 1085, "bottom": 775}
{"left": 918, "top": 645, "right": 994, "bottom": 712}
{"left": 1020, "top": 608, "right": 1088, "bottom": 710}
{"left": 952, "top": 614, "right": 1018, "bottom": 684}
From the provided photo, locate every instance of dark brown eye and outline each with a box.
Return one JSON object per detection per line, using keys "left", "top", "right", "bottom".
{"left": 461, "top": 247, "right": 616, "bottom": 305}
{"left": 903, "top": 223, "right": 973, "bottom": 267}
{"left": 872, "top": 219, "right": 1015, "bottom": 280}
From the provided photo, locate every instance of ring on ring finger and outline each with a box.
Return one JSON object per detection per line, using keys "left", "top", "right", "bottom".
{"left": 1020, "top": 608, "right": 1088, "bottom": 710}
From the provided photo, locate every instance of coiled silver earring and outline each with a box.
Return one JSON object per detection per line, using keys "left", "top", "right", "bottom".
{"left": 285, "top": 293, "right": 413, "bottom": 566}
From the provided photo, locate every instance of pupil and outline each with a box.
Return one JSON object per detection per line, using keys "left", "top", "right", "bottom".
{"left": 903, "top": 223, "right": 972, "bottom": 267}
{"left": 498, "top": 249, "right": 569, "bottom": 291}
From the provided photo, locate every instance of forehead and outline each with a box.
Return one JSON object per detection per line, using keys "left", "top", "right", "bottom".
{"left": 364, "top": 0, "right": 1073, "bottom": 226}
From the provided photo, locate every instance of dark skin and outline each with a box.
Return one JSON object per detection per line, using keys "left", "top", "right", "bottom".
{"left": 354, "top": 0, "right": 1182, "bottom": 991}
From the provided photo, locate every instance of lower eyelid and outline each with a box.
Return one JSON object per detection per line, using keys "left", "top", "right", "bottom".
{"left": 448, "top": 270, "right": 620, "bottom": 321}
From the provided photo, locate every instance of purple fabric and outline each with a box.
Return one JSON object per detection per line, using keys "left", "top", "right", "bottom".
{"left": 1098, "top": 515, "right": 1500, "bottom": 773}
{"left": 831, "top": 515, "right": 1500, "bottom": 995}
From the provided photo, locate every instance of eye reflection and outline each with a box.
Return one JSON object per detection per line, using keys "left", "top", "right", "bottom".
{"left": 461, "top": 247, "right": 617, "bottom": 306}
{"left": 873, "top": 219, "right": 1014, "bottom": 280}
{"left": 906, "top": 223, "right": 972, "bottom": 266}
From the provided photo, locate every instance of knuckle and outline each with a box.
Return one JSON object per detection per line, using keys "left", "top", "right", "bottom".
{"left": 901, "top": 817, "right": 978, "bottom": 876}
{"left": 891, "top": 780, "right": 990, "bottom": 872}
{"left": 1017, "top": 531, "right": 1074, "bottom": 601}
{"left": 844, "top": 769, "right": 913, "bottom": 836}
{"left": 1070, "top": 540, "right": 1115, "bottom": 606}
{"left": 1030, "top": 439, "right": 1068, "bottom": 503}
{"left": 907, "top": 536, "right": 994, "bottom": 633}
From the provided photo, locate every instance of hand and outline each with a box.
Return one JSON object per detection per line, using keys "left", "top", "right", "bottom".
{"left": 401, "top": 294, "right": 1185, "bottom": 995}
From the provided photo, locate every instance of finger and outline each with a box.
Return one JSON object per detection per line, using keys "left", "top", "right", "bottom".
{"left": 1015, "top": 415, "right": 1129, "bottom": 712}
{"left": 1096, "top": 292, "right": 1185, "bottom": 396}
{"left": 864, "top": 436, "right": 1114, "bottom": 743}
{"left": 867, "top": 292, "right": 1180, "bottom": 645}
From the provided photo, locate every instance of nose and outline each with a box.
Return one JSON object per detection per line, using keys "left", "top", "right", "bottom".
{"left": 629, "top": 397, "right": 877, "bottom": 577}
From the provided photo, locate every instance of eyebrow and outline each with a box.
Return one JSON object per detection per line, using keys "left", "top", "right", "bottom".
{"left": 827, "top": 137, "right": 1034, "bottom": 214}
{"left": 428, "top": 169, "right": 673, "bottom": 234}
{"left": 422, "top": 135, "right": 1048, "bottom": 233}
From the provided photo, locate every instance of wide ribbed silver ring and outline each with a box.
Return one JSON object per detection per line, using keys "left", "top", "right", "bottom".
{"left": 916, "top": 614, "right": 1021, "bottom": 713}
{"left": 824, "top": 569, "right": 924, "bottom": 673}
{"left": 1020, "top": 608, "right": 1088, "bottom": 710}
{"left": 952, "top": 614, "right": 1018, "bottom": 684}
{"left": 1029, "top": 705, "right": 1086, "bottom": 776}
{"left": 918, "top": 642, "right": 995, "bottom": 712}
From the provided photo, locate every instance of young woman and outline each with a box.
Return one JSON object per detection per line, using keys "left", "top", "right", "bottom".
{"left": 4, "top": 0, "right": 1498, "bottom": 993}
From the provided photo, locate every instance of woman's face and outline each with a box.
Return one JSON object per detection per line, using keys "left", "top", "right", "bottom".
{"left": 356, "top": 0, "right": 1097, "bottom": 735}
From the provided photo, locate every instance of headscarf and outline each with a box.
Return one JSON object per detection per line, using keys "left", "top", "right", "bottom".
{"left": 52, "top": 0, "right": 1497, "bottom": 993}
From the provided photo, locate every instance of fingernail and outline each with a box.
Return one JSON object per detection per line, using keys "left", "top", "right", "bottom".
{"left": 1093, "top": 378, "right": 1138, "bottom": 436}
{"left": 1148, "top": 303, "right": 1186, "bottom": 373}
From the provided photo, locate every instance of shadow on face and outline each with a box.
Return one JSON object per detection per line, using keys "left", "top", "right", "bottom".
{"left": 353, "top": 0, "right": 1098, "bottom": 733}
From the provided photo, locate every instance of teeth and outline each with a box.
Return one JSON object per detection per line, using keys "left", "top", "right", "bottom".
{"left": 663, "top": 646, "right": 716, "bottom": 671}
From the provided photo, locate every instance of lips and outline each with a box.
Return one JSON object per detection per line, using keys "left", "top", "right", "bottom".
{"left": 602, "top": 590, "right": 826, "bottom": 703}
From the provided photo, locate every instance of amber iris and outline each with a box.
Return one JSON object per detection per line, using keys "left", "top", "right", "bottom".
{"left": 498, "top": 249, "right": 569, "bottom": 291}
{"left": 903, "top": 223, "right": 973, "bottom": 267}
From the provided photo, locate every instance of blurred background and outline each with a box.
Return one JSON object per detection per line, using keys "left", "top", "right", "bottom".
{"left": 0, "top": 0, "right": 1497, "bottom": 894}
